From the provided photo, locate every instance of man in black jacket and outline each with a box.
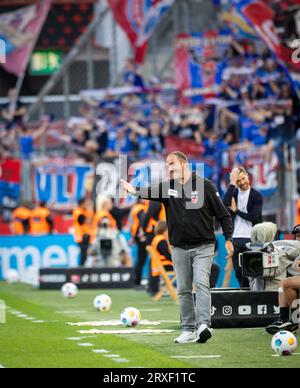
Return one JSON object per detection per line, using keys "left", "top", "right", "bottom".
{"left": 121, "top": 151, "right": 234, "bottom": 344}
{"left": 223, "top": 167, "right": 263, "bottom": 288}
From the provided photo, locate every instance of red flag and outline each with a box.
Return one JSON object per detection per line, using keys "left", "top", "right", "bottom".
{"left": 0, "top": 0, "right": 52, "bottom": 76}
{"left": 239, "top": 0, "right": 300, "bottom": 73}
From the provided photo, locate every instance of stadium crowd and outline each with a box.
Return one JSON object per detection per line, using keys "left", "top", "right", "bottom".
{"left": 1, "top": 40, "right": 300, "bottom": 164}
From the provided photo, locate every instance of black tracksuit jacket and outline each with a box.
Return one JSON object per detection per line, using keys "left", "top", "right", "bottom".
{"left": 135, "top": 173, "right": 233, "bottom": 249}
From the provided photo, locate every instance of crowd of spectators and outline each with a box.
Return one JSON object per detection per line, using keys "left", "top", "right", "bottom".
{"left": 1, "top": 40, "right": 300, "bottom": 164}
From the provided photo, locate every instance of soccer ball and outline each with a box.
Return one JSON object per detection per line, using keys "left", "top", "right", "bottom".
{"left": 61, "top": 283, "right": 78, "bottom": 299}
{"left": 5, "top": 269, "right": 20, "bottom": 284}
{"left": 271, "top": 331, "right": 298, "bottom": 356}
{"left": 93, "top": 294, "right": 112, "bottom": 312}
{"left": 120, "top": 307, "right": 141, "bottom": 327}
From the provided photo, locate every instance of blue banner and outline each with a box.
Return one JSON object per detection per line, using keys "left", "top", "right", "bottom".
{"left": 0, "top": 234, "right": 79, "bottom": 280}
{"left": 33, "top": 160, "right": 94, "bottom": 211}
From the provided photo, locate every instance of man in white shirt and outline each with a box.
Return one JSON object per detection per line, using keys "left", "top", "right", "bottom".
{"left": 224, "top": 167, "right": 263, "bottom": 287}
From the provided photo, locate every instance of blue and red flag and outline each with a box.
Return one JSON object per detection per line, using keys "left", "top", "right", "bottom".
{"left": 175, "top": 31, "right": 232, "bottom": 105}
{"left": 108, "top": 0, "right": 174, "bottom": 63}
{"left": 236, "top": 0, "right": 300, "bottom": 87}
{"left": 0, "top": 0, "right": 52, "bottom": 76}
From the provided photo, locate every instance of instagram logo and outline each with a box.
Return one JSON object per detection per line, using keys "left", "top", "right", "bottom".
{"left": 0, "top": 39, "right": 6, "bottom": 64}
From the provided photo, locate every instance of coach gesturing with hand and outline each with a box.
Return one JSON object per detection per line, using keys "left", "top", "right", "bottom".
{"left": 121, "top": 152, "right": 233, "bottom": 344}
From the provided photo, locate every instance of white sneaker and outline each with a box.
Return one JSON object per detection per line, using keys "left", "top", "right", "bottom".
{"left": 174, "top": 331, "right": 196, "bottom": 344}
{"left": 196, "top": 324, "right": 213, "bottom": 343}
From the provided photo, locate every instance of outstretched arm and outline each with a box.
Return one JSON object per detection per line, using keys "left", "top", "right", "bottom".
{"left": 120, "top": 180, "right": 164, "bottom": 202}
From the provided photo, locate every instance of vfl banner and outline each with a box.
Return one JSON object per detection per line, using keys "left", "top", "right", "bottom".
{"left": 0, "top": 0, "right": 52, "bottom": 76}
{"left": 175, "top": 31, "right": 232, "bottom": 105}
{"left": 0, "top": 159, "right": 21, "bottom": 223}
{"left": 32, "top": 159, "right": 94, "bottom": 211}
{"left": 108, "top": 0, "right": 174, "bottom": 63}
{"left": 237, "top": 0, "right": 300, "bottom": 84}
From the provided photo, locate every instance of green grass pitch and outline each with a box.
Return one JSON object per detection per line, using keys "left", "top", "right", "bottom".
{"left": 0, "top": 283, "right": 299, "bottom": 368}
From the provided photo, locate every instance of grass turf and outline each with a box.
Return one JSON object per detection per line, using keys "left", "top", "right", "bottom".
{"left": 0, "top": 283, "right": 299, "bottom": 368}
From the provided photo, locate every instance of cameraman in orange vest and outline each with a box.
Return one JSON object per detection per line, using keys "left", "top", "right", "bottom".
{"left": 11, "top": 202, "right": 32, "bottom": 235}
{"left": 73, "top": 198, "right": 94, "bottom": 266}
{"left": 151, "top": 220, "right": 173, "bottom": 295}
{"left": 30, "top": 201, "right": 54, "bottom": 235}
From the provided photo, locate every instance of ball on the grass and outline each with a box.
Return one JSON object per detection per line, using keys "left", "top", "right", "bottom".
{"left": 120, "top": 307, "right": 141, "bottom": 327}
{"left": 61, "top": 283, "right": 78, "bottom": 298}
{"left": 271, "top": 331, "right": 298, "bottom": 356}
{"left": 93, "top": 294, "right": 112, "bottom": 312}
{"left": 5, "top": 269, "right": 20, "bottom": 284}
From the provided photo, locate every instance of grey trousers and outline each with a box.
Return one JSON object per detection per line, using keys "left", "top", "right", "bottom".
{"left": 171, "top": 244, "right": 215, "bottom": 332}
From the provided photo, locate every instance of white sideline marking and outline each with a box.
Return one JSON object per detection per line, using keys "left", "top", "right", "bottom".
{"left": 66, "top": 337, "right": 95, "bottom": 341}
{"left": 160, "top": 320, "right": 180, "bottom": 323}
{"left": 16, "top": 314, "right": 28, "bottom": 318}
{"left": 104, "top": 354, "right": 120, "bottom": 358}
{"left": 66, "top": 320, "right": 160, "bottom": 327}
{"left": 78, "top": 329, "right": 175, "bottom": 335}
{"left": 0, "top": 365, "right": 5, "bottom": 368}
{"left": 24, "top": 317, "right": 35, "bottom": 321}
{"left": 78, "top": 343, "right": 94, "bottom": 347}
{"left": 113, "top": 358, "right": 129, "bottom": 363}
{"left": 271, "top": 353, "right": 300, "bottom": 357}
{"left": 92, "top": 349, "right": 109, "bottom": 354}
{"left": 172, "top": 355, "right": 221, "bottom": 359}
{"left": 32, "top": 320, "right": 46, "bottom": 324}
{"left": 56, "top": 311, "right": 88, "bottom": 314}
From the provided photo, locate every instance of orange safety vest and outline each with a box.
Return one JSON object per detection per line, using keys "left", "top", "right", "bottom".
{"left": 92, "top": 210, "right": 117, "bottom": 235}
{"left": 151, "top": 234, "right": 173, "bottom": 277}
{"left": 146, "top": 203, "right": 166, "bottom": 234}
{"left": 73, "top": 207, "right": 94, "bottom": 243}
{"left": 130, "top": 203, "right": 147, "bottom": 237}
{"left": 296, "top": 199, "right": 300, "bottom": 225}
{"left": 30, "top": 207, "right": 52, "bottom": 235}
{"left": 12, "top": 207, "right": 32, "bottom": 235}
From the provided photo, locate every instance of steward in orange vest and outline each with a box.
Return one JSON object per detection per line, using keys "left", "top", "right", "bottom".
{"left": 73, "top": 198, "right": 94, "bottom": 266}
{"left": 30, "top": 201, "right": 54, "bottom": 235}
{"left": 296, "top": 199, "right": 300, "bottom": 226}
{"left": 150, "top": 220, "right": 173, "bottom": 295}
{"left": 130, "top": 200, "right": 148, "bottom": 241}
{"left": 12, "top": 203, "right": 32, "bottom": 235}
{"left": 129, "top": 199, "right": 148, "bottom": 288}
{"left": 141, "top": 201, "right": 166, "bottom": 245}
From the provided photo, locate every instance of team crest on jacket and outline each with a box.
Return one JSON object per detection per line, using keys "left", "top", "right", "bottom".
{"left": 191, "top": 191, "right": 198, "bottom": 204}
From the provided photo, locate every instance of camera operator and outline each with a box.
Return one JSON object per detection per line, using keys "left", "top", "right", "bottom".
{"left": 88, "top": 217, "right": 132, "bottom": 268}
{"left": 224, "top": 167, "right": 263, "bottom": 288}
